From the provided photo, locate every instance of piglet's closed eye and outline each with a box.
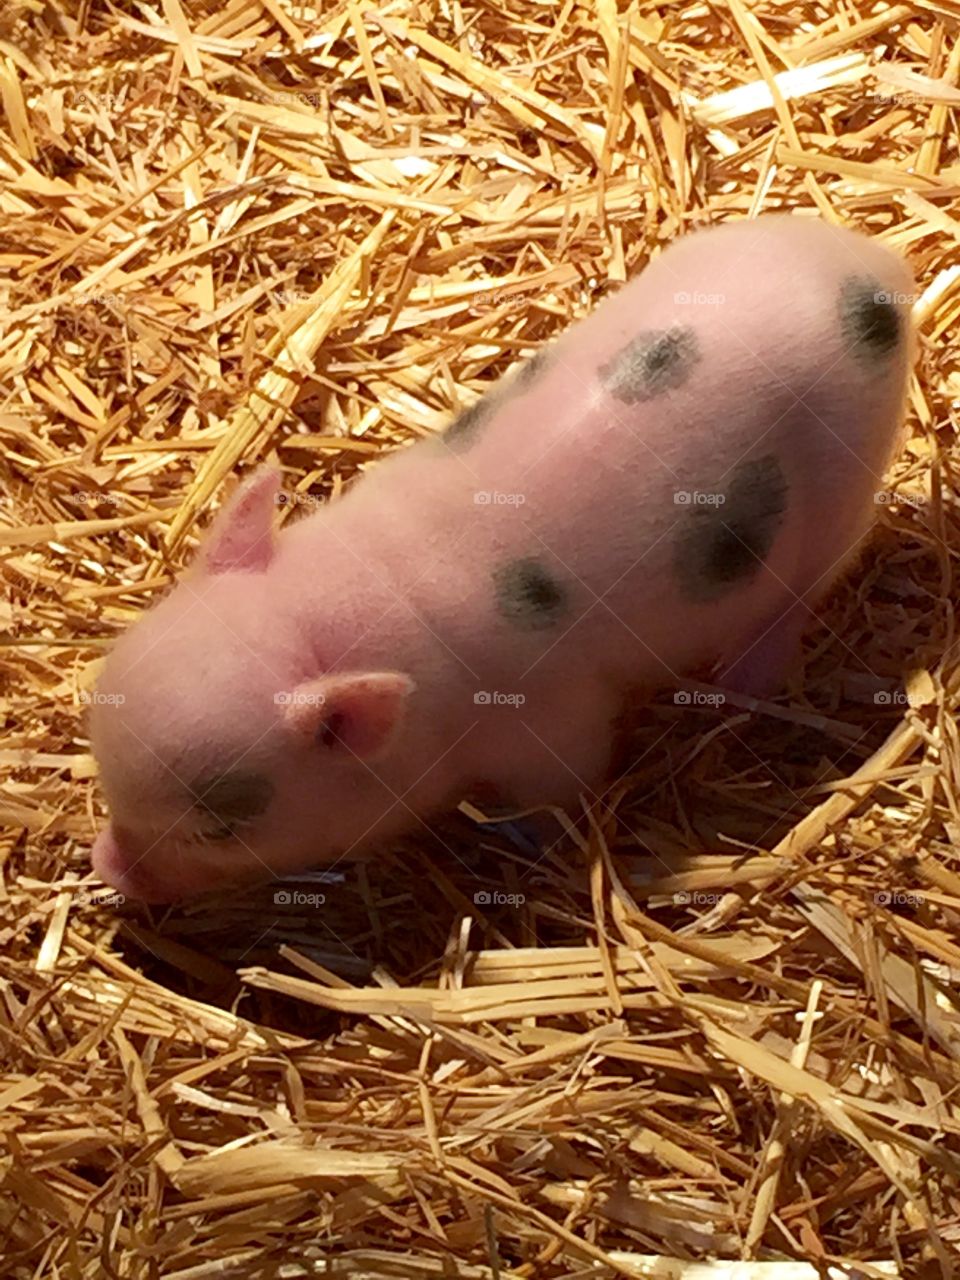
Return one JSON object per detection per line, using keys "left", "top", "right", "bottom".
{"left": 190, "top": 770, "right": 275, "bottom": 836}
{"left": 282, "top": 672, "right": 415, "bottom": 759}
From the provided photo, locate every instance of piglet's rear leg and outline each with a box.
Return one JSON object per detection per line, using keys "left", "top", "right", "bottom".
{"left": 714, "top": 599, "right": 812, "bottom": 698}
{"left": 466, "top": 676, "right": 620, "bottom": 833}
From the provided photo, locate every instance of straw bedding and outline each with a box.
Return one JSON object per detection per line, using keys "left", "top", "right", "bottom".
{"left": 1, "top": 0, "right": 959, "bottom": 1275}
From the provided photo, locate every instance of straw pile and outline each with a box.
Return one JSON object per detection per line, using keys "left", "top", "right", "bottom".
{"left": 2, "top": 0, "right": 959, "bottom": 1275}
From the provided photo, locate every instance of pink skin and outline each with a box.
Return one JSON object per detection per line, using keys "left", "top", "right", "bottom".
{"left": 90, "top": 214, "right": 915, "bottom": 902}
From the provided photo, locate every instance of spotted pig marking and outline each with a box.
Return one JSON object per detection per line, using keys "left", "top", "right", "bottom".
{"left": 493, "top": 557, "right": 568, "bottom": 630}
{"left": 599, "top": 326, "right": 701, "bottom": 403}
{"left": 442, "top": 350, "right": 551, "bottom": 452}
{"left": 674, "top": 456, "right": 789, "bottom": 603}
{"left": 839, "top": 276, "right": 902, "bottom": 360}
{"left": 442, "top": 398, "right": 493, "bottom": 451}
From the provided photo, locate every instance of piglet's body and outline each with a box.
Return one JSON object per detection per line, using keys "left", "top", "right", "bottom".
{"left": 91, "top": 215, "right": 915, "bottom": 901}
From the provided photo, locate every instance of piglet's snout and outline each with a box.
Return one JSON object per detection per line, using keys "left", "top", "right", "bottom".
{"left": 91, "top": 825, "right": 178, "bottom": 903}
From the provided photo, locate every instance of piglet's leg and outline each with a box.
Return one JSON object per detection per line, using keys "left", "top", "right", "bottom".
{"left": 714, "top": 599, "right": 812, "bottom": 698}
{"left": 522, "top": 688, "right": 620, "bottom": 810}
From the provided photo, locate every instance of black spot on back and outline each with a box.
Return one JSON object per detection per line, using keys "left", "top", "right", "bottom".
{"left": 599, "top": 326, "right": 700, "bottom": 403}
{"left": 674, "top": 455, "right": 789, "bottom": 603}
{"left": 190, "top": 770, "right": 274, "bottom": 829}
{"left": 494, "top": 557, "right": 568, "bottom": 630}
{"left": 513, "top": 348, "right": 548, "bottom": 388}
{"left": 442, "top": 350, "right": 549, "bottom": 452}
{"left": 840, "top": 277, "right": 901, "bottom": 358}
{"left": 442, "top": 397, "right": 494, "bottom": 451}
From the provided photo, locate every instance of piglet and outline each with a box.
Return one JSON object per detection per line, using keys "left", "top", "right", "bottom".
{"left": 89, "top": 214, "right": 915, "bottom": 901}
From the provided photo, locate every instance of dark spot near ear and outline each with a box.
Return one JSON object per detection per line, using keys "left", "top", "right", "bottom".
{"left": 674, "top": 455, "right": 789, "bottom": 602}
{"left": 190, "top": 770, "right": 273, "bottom": 827}
{"left": 599, "top": 326, "right": 700, "bottom": 403}
{"left": 840, "top": 277, "right": 901, "bottom": 358}
{"left": 442, "top": 396, "right": 495, "bottom": 451}
{"left": 494, "top": 557, "right": 568, "bottom": 629}
{"left": 318, "top": 711, "right": 346, "bottom": 748}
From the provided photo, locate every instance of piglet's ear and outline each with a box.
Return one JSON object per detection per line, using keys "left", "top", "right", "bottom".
{"left": 200, "top": 467, "right": 282, "bottom": 575}
{"left": 283, "top": 672, "right": 414, "bottom": 760}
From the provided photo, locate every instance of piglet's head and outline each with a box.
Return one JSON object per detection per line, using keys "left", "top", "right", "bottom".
{"left": 89, "top": 467, "right": 415, "bottom": 903}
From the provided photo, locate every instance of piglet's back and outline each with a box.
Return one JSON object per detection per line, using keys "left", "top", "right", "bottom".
{"left": 362, "top": 215, "right": 914, "bottom": 683}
